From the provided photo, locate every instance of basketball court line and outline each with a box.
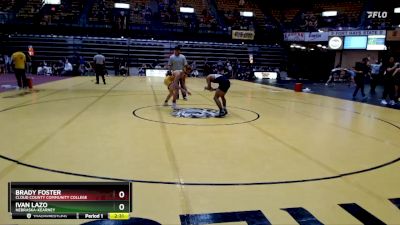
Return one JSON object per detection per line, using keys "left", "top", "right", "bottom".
{"left": 255, "top": 97, "right": 400, "bottom": 148}
{"left": 1, "top": 146, "right": 399, "bottom": 186}
{"left": 256, "top": 97, "right": 399, "bottom": 203}
{"left": 228, "top": 93, "right": 400, "bottom": 124}
{"left": 150, "top": 84, "right": 192, "bottom": 214}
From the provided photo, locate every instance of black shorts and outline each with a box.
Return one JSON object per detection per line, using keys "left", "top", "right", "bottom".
{"left": 217, "top": 78, "right": 230, "bottom": 93}
{"left": 95, "top": 64, "right": 105, "bottom": 75}
{"left": 394, "top": 74, "right": 400, "bottom": 86}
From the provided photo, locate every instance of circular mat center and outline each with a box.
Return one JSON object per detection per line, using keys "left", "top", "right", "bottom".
{"left": 132, "top": 104, "right": 260, "bottom": 126}
{"left": 171, "top": 108, "right": 219, "bottom": 118}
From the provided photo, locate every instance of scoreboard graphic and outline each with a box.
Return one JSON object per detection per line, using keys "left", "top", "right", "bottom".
{"left": 8, "top": 182, "right": 132, "bottom": 219}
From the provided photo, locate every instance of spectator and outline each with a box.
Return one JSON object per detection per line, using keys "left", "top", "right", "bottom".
{"left": 325, "top": 64, "right": 342, "bottom": 86}
{"left": 4, "top": 54, "right": 11, "bottom": 73}
{"left": 53, "top": 60, "right": 64, "bottom": 76}
{"left": 61, "top": 59, "right": 73, "bottom": 76}
{"left": 80, "top": 60, "right": 93, "bottom": 76}
{"left": 79, "top": 56, "right": 87, "bottom": 75}
{"left": 393, "top": 62, "right": 400, "bottom": 103}
{"left": 369, "top": 59, "right": 382, "bottom": 95}
{"left": 37, "top": 61, "right": 51, "bottom": 75}
{"left": 380, "top": 57, "right": 397, "bottom": 105}
{"left": 138, "top": 63, "right": 147, "bottom": 76}
{"left": 120, "top": 60, "right": 128, "bottom": 76}
{"left": 352, "top": 58, "right": 369, "bottom": 100}
{"left": 152, "top": 59, "right": 160, "bottom": 68}
{"left": 0, "top": 54, "right": 5, "bottom": 74}
{"left": 25, "top": 52, "right": 32, "bottom": 74}
{"left": 203, "top": 59, "right": 211, "bottom": 76}
{"left": 133, "top": 3, "right": 140, "bottom": 15}
{"left": 191, "top": 61, "right": 199, "bottom": 77}
{"left": 113, "top": 57, "right": 120, "bottom": 76}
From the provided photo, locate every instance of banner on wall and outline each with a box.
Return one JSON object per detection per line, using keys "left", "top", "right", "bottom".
{"left": 386, "top": 30, "right": 400, "bottom": 41}
{"left": 328, "top": 30, "right": 386, "bottom": 37}
{"left": 284, "top": 30, "right": 386, "bottom": 42}
{"left": 232, "top": 30, "right": 255, "bottom": 40}
{"left": 283, "top": 32, "right": 305, "bottom": 41}
{"left": 305, "top": 32, "right": 329, "bottom": 42}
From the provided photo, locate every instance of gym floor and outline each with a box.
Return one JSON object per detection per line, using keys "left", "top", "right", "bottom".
{"left": 0, "top": 76, "right": 400, "bottom": 224}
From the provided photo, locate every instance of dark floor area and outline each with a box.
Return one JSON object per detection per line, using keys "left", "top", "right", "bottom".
{"left": 0, "top": 74, "right": 68, "bottom": 92}
{"left": 255, "top": 79, "right": 400, "bottom": 110}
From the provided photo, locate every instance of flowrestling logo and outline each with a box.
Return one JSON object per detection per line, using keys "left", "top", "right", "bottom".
{"left": 367, "top": 11, "right": 388, "bottom": 19}
{"left": 171, "top": 108, "right": 219, "bottom": 118}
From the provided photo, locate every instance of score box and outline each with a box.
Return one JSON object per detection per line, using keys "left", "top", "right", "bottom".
{"left": 9, "top": 182, "right": 132, "bottom": 219}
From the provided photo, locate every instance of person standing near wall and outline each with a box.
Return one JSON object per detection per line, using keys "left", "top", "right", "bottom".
{"left": 369, "top": 59, "right": 382, "bottom": 95}
{"left": 381, "top": 57, "right": 397, "bottom": 106}
{"left": 0, "top": 54, "right": 5, "bottom": 75}
{"left": 352, "top": 58, "right": 369, "bottom": 100}
{"left": 392, "top": 61, "right": 400, "bottom": 103}
{"left": 5, "top": 54, "right": 11, "bottom": 73}
{"left": 93, "top": 52, "right": 106, "bottom": 85}
{"left": 11, "top": 50, "right": 28, "bottom": 89}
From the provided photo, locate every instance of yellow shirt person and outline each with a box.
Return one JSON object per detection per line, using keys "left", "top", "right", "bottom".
{"left": 11, "top": 51, "right": 26, "bottom": 70}
{"left": 11, "top": 51, "right": 28, "bottom": 89}
{"left": 164, "top": 74, "right": 175, "bottom": 87}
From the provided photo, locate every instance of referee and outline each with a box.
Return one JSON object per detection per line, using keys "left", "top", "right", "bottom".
{"left": 93, "top": 52, "right": 106, "bottom": 85}
{"left": 168, "top": 45, "right": 188, "bottom": 100}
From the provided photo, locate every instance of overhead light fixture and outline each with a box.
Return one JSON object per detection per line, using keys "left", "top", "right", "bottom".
{"left": 318, "top": 29, "right": 324, "bottom": 33}
{"left": 317, "top": 44, "right": 322, "bottom": 47}
{"left": 310, "top": 48, "right": 315, "bottom": 51}
{"left": 43, "top": 0, "right": 61, "bottom": 4}
{"left": 240, "top": 11, "right": 254, "bottom": 17}
{"left": 114, "top": 3, "right": 130, "bottom": 9}
{"left": 322, "top": 46, "right": 327, "bottom": 49}
{"left": 322, "top": 11, "right": 338, "bottom": 17}
{"left": 301, "top": 46, "right": 306, "bottom": 49}
{"left": 394, "top": 7, "right": 400, "bottom": 13}
{"left": 180, "top": 7, "right": 194, "bottom": 13}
